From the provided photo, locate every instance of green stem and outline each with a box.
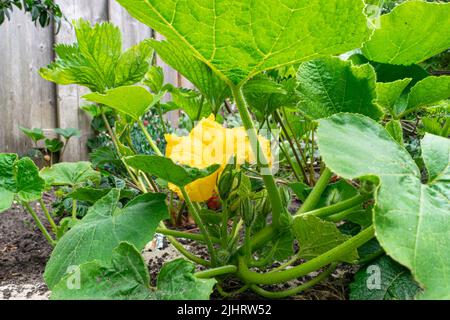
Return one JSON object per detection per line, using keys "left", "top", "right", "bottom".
{"left": 22, "top": 202, "right": 55, "bottom": 247}
{"left": 278, "top": 134, "right": 303, "bottom": 182}
{"left": 231, "top": 86, "right": 284, "bottom": 230}
{"left": 100, "top": 110, "right": 144, "bottom": 191}
{"left": 137, "top": 119, "right": 163, "bottom": 156}
{"left": 297, "top": 168, "right": 333, "bottom": 214}
{"left": 39, "top": 199, "right": 57, "bottom": 233}
{"left": 238, "top": 226, "right": 375, "bottom": 285}
{"left": 274, "top": 111, "right": 308, "bottom": 183}
{"left": 299, "top": 194, "right": 369, "bottom": 219}
{"left": 159, "top": 223, "right": 211, "bottom": 267}
{"left": 181, "top": 187, "right": 218, "bottom": 266}
{"left": 194, "top": 265, "right": 237, "bottom": 279}
{"left": 71, "top": 199, "right": 77, "bottom": 222}
{"left": 249, "top": 263, "right": 338, "bottom": 299}
{"left": 156, "top": 227, "right": 220, "bottom": 243}
{"left": 327, "top": 206, "right": 361, "bottom": 222}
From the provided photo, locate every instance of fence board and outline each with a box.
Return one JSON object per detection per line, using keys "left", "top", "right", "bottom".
{"left": 0, "top": 10, "right": 56, "bottom": 156}
{"left": 1, "top": 1, "right": 185, "bottom": 161}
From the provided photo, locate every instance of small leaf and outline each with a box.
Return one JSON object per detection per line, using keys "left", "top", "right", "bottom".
{"left": 19, "top": 127, "right": 45, "bottom": 143}
{"left": 40, "top": 162, "right": 101, "bottom": 187}
{"left": 376, "top": 79, "right": 412, "bottom": 115}
{"left": 156, "top": 259, "right": 216, "bottom": 300}
{"left": 44, "top": 190, "right": 168, "bottom": 288}
{"left": 293, "top": 215, "right": 358, "bottom": 263}
{"left": 350, "top": 256, "right": 421, "bottom": 300}
{"left": 54, "top": 128, "right": 81, "bottom": 140}
{"left": 125, "top": 155, "right": 220, "bottom": 188}
{"left": 83, "top": 86, "right": 163, "bottom": 121}
{"left": 45, "top": 139, "right": 64, "bottom": 153}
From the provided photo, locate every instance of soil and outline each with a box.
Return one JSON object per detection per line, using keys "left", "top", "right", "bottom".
{"left": 0, "top": 194, "right": 356, "bottom": 300}
{"left": 0, "top": 193, "right": 54, "bottom": 299}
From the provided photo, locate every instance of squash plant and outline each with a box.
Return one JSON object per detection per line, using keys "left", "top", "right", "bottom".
{"left": 1, "top": 0, "right": 448, "bottom": 300}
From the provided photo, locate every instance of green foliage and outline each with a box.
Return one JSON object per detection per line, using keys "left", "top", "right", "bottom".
{"left": 296, "top": 57, "right": 382, "bottom": 120}
{"left": 118, "top": 0, "right": 370, "bottom": 86}
{"left": 317, "top": 114, "right": 450, "bottom": 299}
{"left": 40, "top": 19, "right": 154, "bottom": 93}
{"left": 51, "top": 242, "right": 216, "bottom": 300}
{"left": 362, "top": 1, "right": 450, "bottom": 65}
{"left": 40, "top": 162, "right": 101, "bottom": 187}
{"left": 19, "top": 127, "right": 45, "bottom": 144}
{"left": 54, "top": 128, "right": 81, "bottom": 140}
{"left": 83, "top": 86, "right": 164, "bottom": 121}
{"left": 293, "top": 215, "right": 359, "bottom": 263}
{"left": 44, "top": 190, "right": 168, "bottom": 288}
{"left": 0, "top": 154, "right": 44, "bottom": 212}
{"left": 0, "top": 0, "right": 62, "bottom": 28}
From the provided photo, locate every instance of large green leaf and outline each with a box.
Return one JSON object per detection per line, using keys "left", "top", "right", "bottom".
{"left": 125, "top": 155, "right": 220, "bottom": 187}
{"left": 40, "top": 162, "right": 101, "bottom": 187}
{"left": 156, "top": 259, "right": 216, "bottom": 300}
{"left": 150, "top": 40, "right": 229, "bottom": 113}
{"left": 117, "top": 0, "right": 369, "bottom": 86}
{"left": 293, "top": 215, "right": 358, "bottom": 263}
{"left": 350, "top": 255, "right": 421, "bottom": 300}
{"left": 40, "top": 19, "right": 153, "bottom": 92}
{"left": 296, "top": 57, "right": 382, "bottom": 120}
{"left": 0, "top": 154, "right": 45, "bottom": 212}
{"left": 44, "top": 190, "right": 168, "bottom": 288}
{"left": 83, "top": 86, "right": 164, "bottom": 121}
{"left": 51, "top": 242, "right": 152, "bottom": 300}
{"left": 317, "top": 114, "right": 450, "bottom": 299}
{"left": 362, "top": 1, "right": 450, "bottom": 65}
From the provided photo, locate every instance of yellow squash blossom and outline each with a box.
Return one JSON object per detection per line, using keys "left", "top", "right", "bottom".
{"left": 165, "top": 115, "right": 272, "bottom": 202}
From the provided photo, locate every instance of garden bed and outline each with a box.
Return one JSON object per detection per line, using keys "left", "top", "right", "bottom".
{"left": 0, "top": 195, "right": 356, "bottom": 300}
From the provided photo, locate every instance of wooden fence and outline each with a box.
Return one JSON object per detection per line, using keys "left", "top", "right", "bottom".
{"left": 0, "top": 0, "right": 183, "bottom": 161}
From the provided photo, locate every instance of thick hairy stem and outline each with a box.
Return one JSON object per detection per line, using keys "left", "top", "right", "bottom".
{"left": 181, "top": 187, "right": 218, "bottom": 266}
{"left": 39, "top": 198, "right": 57, "bottom": 233}
{"left": 238, "top": 226, "right": 375, "bottom": 285}
{"left": 22, "top": 202, "right": 55, "bottom": 247}
{"left": 156, "top": 227, "right": 220, "bottom": 243}
{"left": 195, "top": 265, "right": 237, "bottom": 279}
{"left": 250, "top": 263, "right": 338, "bottom": 299}
{"left": 231, "top": 86, "right": 284, "bottom": 229}
{"left": 297, "top": 194, "right": 370, "bottom": 219}
{"left": 297, "top": 168, "right": 333, "bottom": 214}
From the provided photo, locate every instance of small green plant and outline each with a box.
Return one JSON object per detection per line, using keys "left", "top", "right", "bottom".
{"left": 20, "top": 126, "right": 80, "bottom": 164}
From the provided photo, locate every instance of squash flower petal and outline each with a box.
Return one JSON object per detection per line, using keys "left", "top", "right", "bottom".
{"left": 165, "top": 115, "right": 272, "bottom": 202}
